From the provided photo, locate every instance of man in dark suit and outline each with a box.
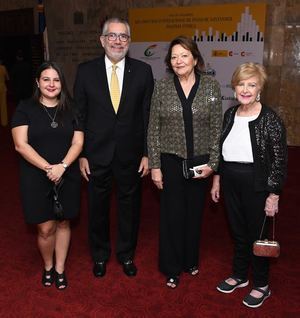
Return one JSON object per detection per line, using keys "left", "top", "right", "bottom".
{"left": 74, "top": 17, "right": 154, "bottom": 277}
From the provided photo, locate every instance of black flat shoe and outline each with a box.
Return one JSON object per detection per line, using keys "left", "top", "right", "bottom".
{"left": 55, "top": 270, "right": 68, "bottom": 290}
{"left": 166, "top": 276, "right": 179, "bottom": 289}
{"left": 122, "top": 260, "right": 137, "bottom": 277}
{"left": 93, "top": 261, "right": 106, "bottom": 277}
{"left": 243, "top": 287, "right": 271, "bottom": 308}
{"left": 217, "top": 277, "right": 249, "bottom": 293}
{"left": 42, "top": 267, "right": 54, "bottom": 287}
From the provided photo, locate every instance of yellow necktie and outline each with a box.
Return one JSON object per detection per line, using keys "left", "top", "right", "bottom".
{"left": 110, "top": 64, "right": 120, "bottom": 113}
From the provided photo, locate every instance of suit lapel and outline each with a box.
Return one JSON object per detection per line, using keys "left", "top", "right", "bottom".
{"left": 118, "top": 57, "right": 133, "bottom": 113}
{"left": 95, "top": 56, "right": 116, "bottom": 115}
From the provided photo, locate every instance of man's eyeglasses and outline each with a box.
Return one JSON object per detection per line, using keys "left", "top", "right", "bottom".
{"left": 104, "top": 33, "right": 130, "bottom": 42}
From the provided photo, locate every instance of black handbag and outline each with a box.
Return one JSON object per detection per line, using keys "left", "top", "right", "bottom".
{"left": 49, "top": 178, "right": 64, "bottom": 220}
{"left": 182, "top": 154, "right": 209, "bottom": 179}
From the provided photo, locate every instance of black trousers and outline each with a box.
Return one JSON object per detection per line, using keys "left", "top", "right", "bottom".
{"left": 88, "top": 156, "right": 141, "bottom": 263}
{"left": 222, "top": 162, "right": 270, "bottom": 287}
{"left": 159, "top": 154, "right": 208, "bottom": 277}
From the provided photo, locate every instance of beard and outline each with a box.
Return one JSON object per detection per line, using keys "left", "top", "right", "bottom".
{"left": 105, "top": 45, "right": 129, "bottom": 62}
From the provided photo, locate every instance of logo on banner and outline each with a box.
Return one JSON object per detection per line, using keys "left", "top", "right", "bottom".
{"left": 229, "top": 51, "right": 253, "bottom": 57}
{"left": 144, "top": 44, "right": 158, "bottom": 57}
{"left": 211, "top": 50, "right": 228, "bottom": 57}
{"left": 211, "top": 50, "right": 255, "bottom": 57}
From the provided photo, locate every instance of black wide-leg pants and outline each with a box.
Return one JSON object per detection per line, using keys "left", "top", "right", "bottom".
{"left": 159, "top": 154, "right": 208, "bottom": 277}
{"left": 88, "top": 156, "right": 141, "bottom": 263}
{"left": 221, "top": 162, "right": 270, "bottom": 287}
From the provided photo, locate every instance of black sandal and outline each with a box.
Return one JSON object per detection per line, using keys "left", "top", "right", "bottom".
{"left": 55, "top": 270, "right": 68, "bottom": 290}
{"left": 166, "top": 276, "right": 179, "bottom": 289}
{"left": 185, "top": 266, "right": 199, "bottom": 276}
{"left": 42, "top": 267, "right": 54, "bottom": 287}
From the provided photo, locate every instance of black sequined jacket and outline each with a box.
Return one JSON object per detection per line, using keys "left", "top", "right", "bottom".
{"left": 219, "top": 104, "right": 288, "bottom": 194}
{"left": 147, "top": 75, "right": 223, "bottom": 170}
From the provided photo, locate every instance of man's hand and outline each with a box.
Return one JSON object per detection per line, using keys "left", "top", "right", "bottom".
{"left": 79, "top": 157, "right": 90, "bottom": 181}
{"left": 138, "top": 156, "right": 149, "bottom": 177}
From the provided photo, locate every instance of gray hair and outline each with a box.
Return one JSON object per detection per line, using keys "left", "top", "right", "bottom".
{"left": 102, "top": 17, "right": 131, "bottom": 36}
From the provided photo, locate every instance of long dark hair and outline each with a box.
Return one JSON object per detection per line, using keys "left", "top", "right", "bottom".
{"left": 33, "top": 61, "right": 72, "bottom": 114}
{"left": 165, "top": 36, "right": 205, "bottom": 75}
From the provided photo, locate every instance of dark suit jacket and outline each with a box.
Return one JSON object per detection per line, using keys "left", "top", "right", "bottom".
{"left": 74, "top": 55, "right": 154, "bottom": 165}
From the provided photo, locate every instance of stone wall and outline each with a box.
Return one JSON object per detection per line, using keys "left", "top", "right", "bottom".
{"left": 0, "top": 0, "right": 38, "bottom": 33}
{"left": 0, "top": 0, "right": 35, "bottom": 10}
{"left": 1, "top": 0, "right": 299, "bottom": 145}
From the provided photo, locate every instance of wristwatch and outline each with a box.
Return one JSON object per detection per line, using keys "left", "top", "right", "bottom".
{"left": 60, "top": 161, "right": 68, "bottom": 170}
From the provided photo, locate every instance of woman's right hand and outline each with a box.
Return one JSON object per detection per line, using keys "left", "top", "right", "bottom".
{"left": 210, "top": 175, "right": 220, "bottom": 202}
{"left": 45, "top": 164, "right": 65, "bottom": 183}
{"left": 265, "top": 194, "right": 279, "bottom": 216}
{"left": 151, "top": 168, "right": 163, "bottom": 190}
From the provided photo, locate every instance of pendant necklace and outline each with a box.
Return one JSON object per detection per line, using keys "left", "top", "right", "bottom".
{"left": 42, "top": 104, "right": 59, "bottom": 128}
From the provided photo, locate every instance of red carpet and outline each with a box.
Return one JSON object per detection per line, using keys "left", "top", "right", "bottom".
{"left": 0, "top": 124, "right": 299, "bottom": 318}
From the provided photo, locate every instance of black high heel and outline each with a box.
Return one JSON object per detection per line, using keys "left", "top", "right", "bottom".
{"left": 42, "top": 267, "right": 54, "bottom": 287}
{"left": 55, "top": 270, "right": 68, "bottom": 290}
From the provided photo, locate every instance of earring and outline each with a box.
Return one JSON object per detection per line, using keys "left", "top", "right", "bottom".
{"left": 256, "top": 93, "right": 261, "bottom": 102}
{"left": 233, "top": 91, "right": 237, "bottom": 99}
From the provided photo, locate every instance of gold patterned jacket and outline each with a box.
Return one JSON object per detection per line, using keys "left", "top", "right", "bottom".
{"left": 147, "top": 74, "right": 223, "bottom": 170}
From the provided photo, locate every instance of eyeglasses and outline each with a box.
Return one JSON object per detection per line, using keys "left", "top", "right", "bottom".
{"left": 104, "top": 33, "right": 130, "bottom": 42}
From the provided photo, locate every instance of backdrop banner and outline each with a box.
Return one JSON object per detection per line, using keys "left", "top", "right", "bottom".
{"left": 129, "top": 3, "right": 266, "bottom": 111}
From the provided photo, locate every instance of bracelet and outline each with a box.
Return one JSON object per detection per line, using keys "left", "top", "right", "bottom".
{"left": 60, "top": 161, "right": 68, "bottom": 170}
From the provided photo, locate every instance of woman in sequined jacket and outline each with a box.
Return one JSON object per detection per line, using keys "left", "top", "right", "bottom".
{"left": 211, "top": 62, "right": 287, "bottom": 308}
{"left": 147, "top": 36, "right": 223, "bottom": 288}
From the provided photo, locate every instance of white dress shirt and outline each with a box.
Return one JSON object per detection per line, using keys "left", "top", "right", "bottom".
{"left": 104, "top": 55, "right": 125, "bottom": 95}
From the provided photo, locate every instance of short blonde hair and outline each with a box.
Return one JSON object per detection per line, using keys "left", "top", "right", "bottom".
{"left": 231, "top": 62, "right": 267, "bottom": 89}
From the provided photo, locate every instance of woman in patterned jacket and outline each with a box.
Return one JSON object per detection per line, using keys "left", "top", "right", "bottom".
{"left": 148, "top": 36, "right": 223, "bottom": 288}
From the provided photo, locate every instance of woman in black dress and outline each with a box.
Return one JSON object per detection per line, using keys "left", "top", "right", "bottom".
{"left": 11, "top": 61, "right": 84, "bottom": 290}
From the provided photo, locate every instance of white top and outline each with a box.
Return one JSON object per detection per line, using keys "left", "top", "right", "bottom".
{"left": 222, "top": 114, "right": 258, "bottom": 163}
{"left": 104, "top": 55, "right": 125, "bottom": 95}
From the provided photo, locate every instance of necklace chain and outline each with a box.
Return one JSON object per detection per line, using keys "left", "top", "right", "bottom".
{"left": 42, "top": 104, "right": 59, "bottom": 128}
